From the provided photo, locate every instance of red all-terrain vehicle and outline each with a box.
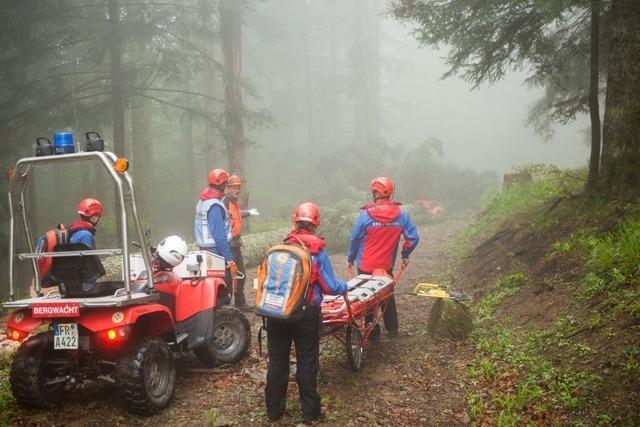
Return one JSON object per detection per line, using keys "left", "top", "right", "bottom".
{"left": 2, "top": 149, "right": 250, "bottom": 415}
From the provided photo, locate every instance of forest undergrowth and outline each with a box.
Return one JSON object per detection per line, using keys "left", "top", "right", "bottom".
{"left": 450, "top": 165, "right": 640, "bottom": 426}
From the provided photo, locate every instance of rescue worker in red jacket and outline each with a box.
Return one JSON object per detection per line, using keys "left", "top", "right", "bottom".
{"left": 347, "top": 177, "right": 419, "bottom": 338}
{"left": 265, "top": 202, "right": 349, "bottom": 423}
{"left": 223, "top": 174, "right": 259, "bottom": 311}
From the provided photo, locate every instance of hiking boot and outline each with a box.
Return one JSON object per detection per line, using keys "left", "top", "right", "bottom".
{"left": 302, "top": 410, "right": 325, "bottom": 424}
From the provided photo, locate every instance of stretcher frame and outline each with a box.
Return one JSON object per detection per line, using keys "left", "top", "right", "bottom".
{"left": 320, "top": 266, "right": 405, "bottom": 372}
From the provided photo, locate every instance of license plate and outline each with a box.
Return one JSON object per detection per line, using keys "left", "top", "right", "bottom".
{"left": 53, "top": 323, "right": 78, "bottom": 350}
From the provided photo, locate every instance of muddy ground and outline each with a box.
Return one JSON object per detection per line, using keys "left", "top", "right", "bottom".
{"left": 3, "top": 219, "right": 475, "bottom": 426}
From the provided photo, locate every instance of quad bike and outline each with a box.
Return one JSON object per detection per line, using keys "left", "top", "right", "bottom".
{"left": 2, "top": 150, "right": 250, "bottom": 415}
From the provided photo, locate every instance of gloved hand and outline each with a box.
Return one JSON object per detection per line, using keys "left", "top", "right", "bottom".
{"left": 248, "top": 208, "right": 260, "bottom": 216}
{"left": 227, "top": 261, "right": 238, "bottom": 275}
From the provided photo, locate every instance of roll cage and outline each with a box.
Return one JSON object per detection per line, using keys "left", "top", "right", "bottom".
{"left": 5, "top": 151, "right": 154, "bottom": 303}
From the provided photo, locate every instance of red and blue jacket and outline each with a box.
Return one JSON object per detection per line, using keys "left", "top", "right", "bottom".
{"left": 68, "top": 220, "right": 97, "bottom": 249}
{"left": 285, "top": 229, "right": 348, "bottom": 306}
{"left": 347, "top": 199, "right": 419, "bottom": 273}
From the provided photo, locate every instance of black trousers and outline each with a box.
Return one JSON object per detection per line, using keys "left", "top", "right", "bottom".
{"left": 265, "top": 308, "right": 322, "bottom": 421}
{"left": 358, "top": 268, "right": 398, "bottom": 334}
{"left": 231, "top": 245, "right": 247, "bottom": 306}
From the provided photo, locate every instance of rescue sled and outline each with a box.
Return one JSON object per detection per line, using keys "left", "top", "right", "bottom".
{"left": 320, "top": 269, "right": 398, "bottom": 372}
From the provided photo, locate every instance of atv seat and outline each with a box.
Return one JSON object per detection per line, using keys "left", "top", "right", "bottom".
{"left": 51, "top": 243, "right": 116, "bottom": 298}
{"left": 83, "top": 280, "right": 127, "bottom": 297}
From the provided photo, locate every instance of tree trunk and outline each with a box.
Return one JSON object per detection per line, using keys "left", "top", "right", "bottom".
{"left": 352, "top": 0, "right": 381, "bottom": 145}
{"left": 200, "top": 0, "right": 218, "bottom": 172}
{"left": 587, "top": 0, "right": 601, "bottom": 191}
{"left": 220, "top": 0, "right": 244, "bottom": 177}
{"left": 108, "top": 0, "right": 125, "bottom": 156}
{"left": 367, "top": 0, "right": 381, "bottom": 145}
{"left": 302, "top": 0, "right": 316, "bottom": 148}
{"left": 204, "top": 71, "right": 217, "bottom": 170}
{"left": 328, "top": 0, "right": 342, "bottom": 148}
{"left": 601, "top": 0, "right": 640, "bottom": 198}
{"left": 353, "top": 0, "right": 367, "bottom": 145}
{"left": 131, "top": 99, "right": 153, "bottom": 226}
{"left": 182, "top": 114, "right": 196, "bottom": 195}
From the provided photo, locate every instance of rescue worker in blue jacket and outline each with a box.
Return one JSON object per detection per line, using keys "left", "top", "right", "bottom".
{"left": 347, "top": 177, "right": 419, "bottom": 339}
{"left": 69, "top": 198, "right": 104, "bottom": 292}
{"left": 265, "top": 202, "right": 349, "bottom": 424}
{"left": 194, "top": 168, "right": 237, "bottom": 300}
{"left": 70, "top": 198, "right": 103, "bottom": 250}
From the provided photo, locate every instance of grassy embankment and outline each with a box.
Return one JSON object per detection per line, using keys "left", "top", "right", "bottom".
{"left": 446, "top": 165, "right": 640, "bottom": 426}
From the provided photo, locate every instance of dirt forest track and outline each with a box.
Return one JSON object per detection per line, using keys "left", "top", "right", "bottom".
{"left": 7, "top": 219, "right": 475, "bottom": 426}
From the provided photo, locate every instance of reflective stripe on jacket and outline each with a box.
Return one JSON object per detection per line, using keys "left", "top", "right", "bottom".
{"left": 194, "top": 196, "right": 232, "bottom": 260}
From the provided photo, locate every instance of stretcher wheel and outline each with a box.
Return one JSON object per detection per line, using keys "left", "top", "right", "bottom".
{"left": 346, "top": 325, "right": 364, "bottom": 372}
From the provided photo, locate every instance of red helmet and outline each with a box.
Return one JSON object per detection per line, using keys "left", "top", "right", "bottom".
{"left": 292, "top": 202, "right": 320, "bottom": 226}
{"left": 208, "top": 169, "right": 229, "bottom": 186}
{"left": 370, "top": 176, "right": 394, "bottom": 198}
{"left": 77, "top": 198, "right": 103, "bottom": 217}
{"left": 227, "top": 174, "right": 242, "bottom": 187}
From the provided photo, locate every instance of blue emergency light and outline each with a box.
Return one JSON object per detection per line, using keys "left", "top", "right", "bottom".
{"left": 53, "top": 132, "right": 75, "bottom": 154}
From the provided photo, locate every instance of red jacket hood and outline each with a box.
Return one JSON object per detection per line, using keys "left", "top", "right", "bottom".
{"left": 200, "top": 187, "right": 224, "bottom": 201}
{"left": 361, "top": 199, "right": 402, "bottom": 223}
{"left": 286, "top": 229, "right": 325, "bottom": 254}
{"left": 70, "top": 220, "right": 96, "bottom": 233}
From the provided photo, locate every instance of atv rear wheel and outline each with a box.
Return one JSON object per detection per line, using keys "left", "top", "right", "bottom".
{"left": 10, "top": 333, "right": 72, "bottom": 408}
{"left": 194, "top": 306, "right": 250, "bottom": 367}
{"left": 116, "top": 337, "right": 175, "bottom": 415}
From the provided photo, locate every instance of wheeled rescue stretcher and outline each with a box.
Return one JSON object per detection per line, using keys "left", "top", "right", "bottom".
{"left": 320, "top": 270, "right": 397, "bottom": 371}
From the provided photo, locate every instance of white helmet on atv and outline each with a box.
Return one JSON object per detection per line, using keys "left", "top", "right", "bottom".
{"left": 156, "top": 235, "right": 188, "bottom": 267}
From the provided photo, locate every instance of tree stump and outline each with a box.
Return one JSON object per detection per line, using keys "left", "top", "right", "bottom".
{"left": 427, "top": 299, "right": 473, "bottom": 341}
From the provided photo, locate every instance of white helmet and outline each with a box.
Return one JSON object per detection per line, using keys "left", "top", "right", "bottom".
{"left": 156, "top": 235, "right": 188, "bottom": 267}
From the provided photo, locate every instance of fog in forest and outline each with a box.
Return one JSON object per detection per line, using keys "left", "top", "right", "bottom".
{"left": 245, "top": 5, "right": 589, "bottom": 176}
{"left": 240, "top": 1, "right": 589, "bottom": 218}
{"left": 0, "top": 1, "right": 592, "bottom": 297}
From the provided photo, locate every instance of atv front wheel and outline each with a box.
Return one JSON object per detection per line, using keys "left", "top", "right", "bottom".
{"left": 10, "top": 333, "right": 72, "bottom": 408}
{"left": 116, "top": 337, "right": 175, "bottom": 415}
{"left": 194, "top": 306, "right": 250, "bottom": 367}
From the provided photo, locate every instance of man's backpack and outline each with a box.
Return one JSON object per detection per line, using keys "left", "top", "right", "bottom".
{"left": 35, "top": 224, "right": 69, "bottom": 287}
{"left": 255, "top": 239, "right": 312, "bottom": 321}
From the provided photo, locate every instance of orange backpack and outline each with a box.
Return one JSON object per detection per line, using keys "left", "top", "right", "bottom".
{"left": 255, "top": 241, "right": 312, "bottom": 321}
{"left": 35, "top": 224, "right": 69, "bottom": 287}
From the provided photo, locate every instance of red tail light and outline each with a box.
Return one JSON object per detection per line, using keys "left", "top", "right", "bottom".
{"left": 96, "top": 325, "right": 131, "bottom": 348}
{"left": 7, "top": 327, "right": 27, "bottom": 341}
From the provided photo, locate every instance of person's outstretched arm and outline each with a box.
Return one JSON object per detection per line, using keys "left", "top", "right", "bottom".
{"left": 400, "top": 213, "right": 419, "bottom": 260}
{"left": 316, "top": 250, "right": 349, "bottom": 295}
